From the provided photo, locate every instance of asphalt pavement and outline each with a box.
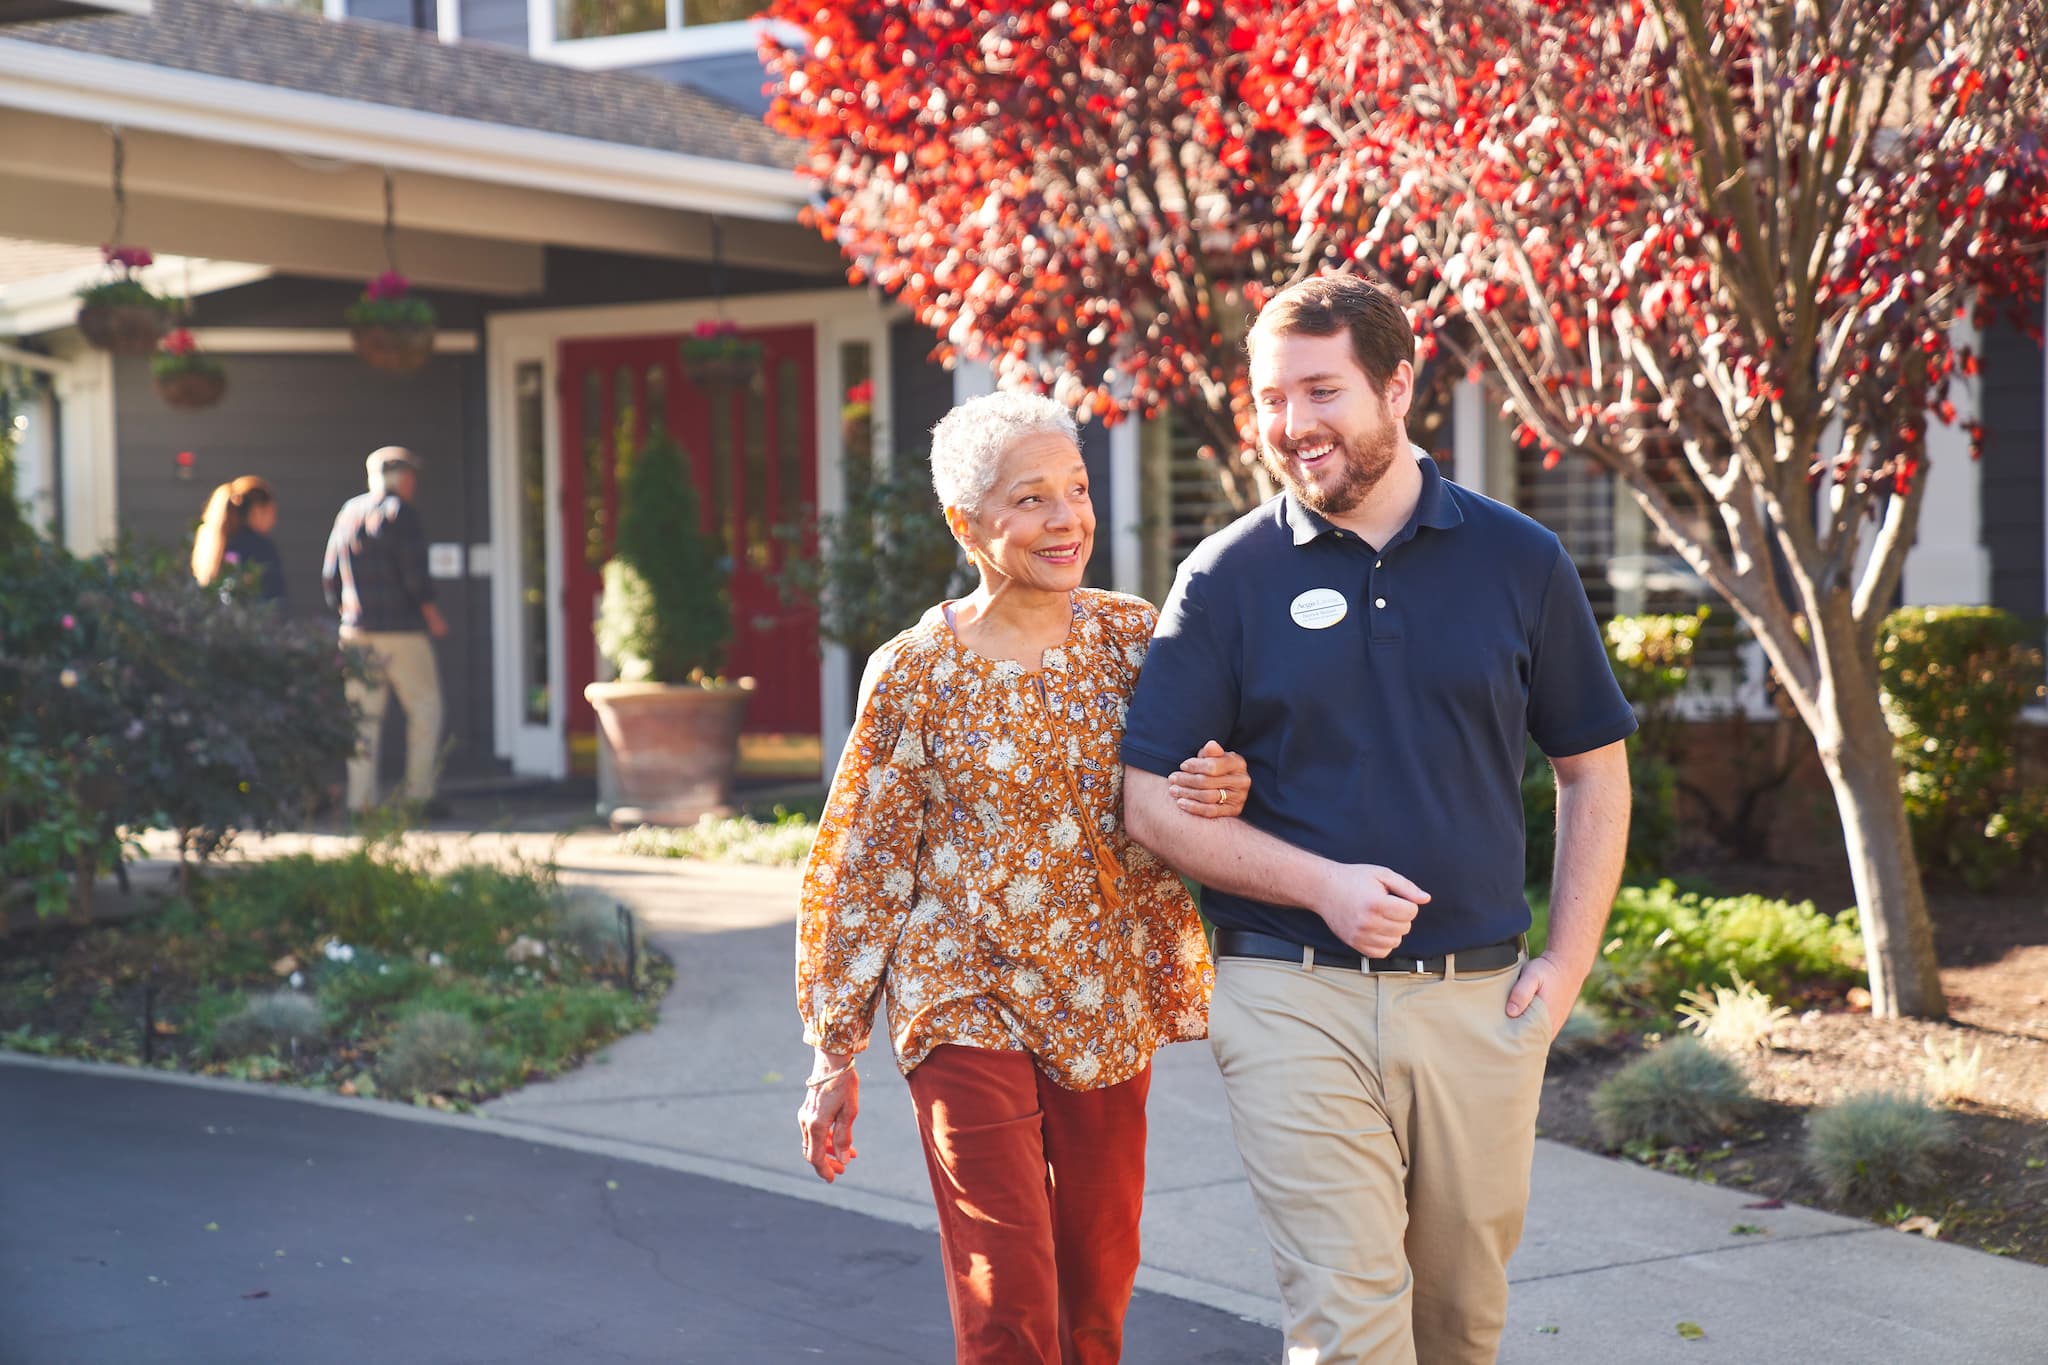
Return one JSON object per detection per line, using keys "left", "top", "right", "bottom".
{"left": 0, "top": 1064, "right": 1275, "bottom": 1365}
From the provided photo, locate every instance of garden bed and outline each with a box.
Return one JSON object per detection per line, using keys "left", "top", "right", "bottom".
{"left": 1538, "top": 868, "right": 2048, "bottom": 1265}
{"left": 0, "top": 838, "right": 669, "bottom": 1109}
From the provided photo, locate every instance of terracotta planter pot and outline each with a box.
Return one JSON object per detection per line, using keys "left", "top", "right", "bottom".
{"left": 77, "top": 302, "right": 171, "bottom": 356}
{"left": 351, "top": 323, "right": 435, "bottom": 373}
{"left": 584, "top": 678, "right": 756, "bottom": 827}
{"left": 154, "top": 368, "right": 227, "bottom": 410}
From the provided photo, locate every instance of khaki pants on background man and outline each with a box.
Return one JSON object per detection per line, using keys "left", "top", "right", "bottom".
{"left": 341, "top": 628, "right": 443, "bottom": 812}
{"left": 1210, "top": 954, "right": 1551, "bottom": 1365}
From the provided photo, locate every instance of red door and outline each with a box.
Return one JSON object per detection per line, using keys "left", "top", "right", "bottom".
{"left": 559, "top": 327, "right": 820, "bottom": 753}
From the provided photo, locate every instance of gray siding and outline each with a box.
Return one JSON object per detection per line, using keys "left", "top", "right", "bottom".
{"left": 1980, "top": 299, "right": 2045, "bottom": 625}
{"left": 344, "top": 0, "right": 433, "bottom": 28}
{"left": 630, "top": 51, "right": 771, "bottom": 115}
{"left": 459, "top": 0, "right": 528, "bottom": 49}
{"left": 888, "top": 319, "right": 952, "bottom": 460}
{"left": 111, "top": 348, "right": 502, "bottom": 782}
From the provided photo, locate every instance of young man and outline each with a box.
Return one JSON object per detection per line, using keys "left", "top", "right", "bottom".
{"left": 1122, "top": 272, "right": 1634, "bottom": 1364}
{"left": 322, "top": 445, "right": 449, "bottom": 816}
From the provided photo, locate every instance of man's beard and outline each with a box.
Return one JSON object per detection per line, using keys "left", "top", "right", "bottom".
{"left": 1263, "top": 418, "right": 1402, "bottom": 518}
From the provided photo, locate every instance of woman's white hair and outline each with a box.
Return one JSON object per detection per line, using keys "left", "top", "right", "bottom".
{"left": 927, "top": 391, "right": 1078, "bottom": 514}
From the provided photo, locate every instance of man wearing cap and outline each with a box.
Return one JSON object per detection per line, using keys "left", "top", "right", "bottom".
{"left": 1121, "top": 272, "right": 1634, "bottom": 1365}
{"left": 323, "top": 446, "right": 449, "bottom": 815}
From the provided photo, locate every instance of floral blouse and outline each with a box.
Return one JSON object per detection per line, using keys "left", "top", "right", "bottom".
{"left": 796, "top": 588, "right": 1212, "bottom": 1092}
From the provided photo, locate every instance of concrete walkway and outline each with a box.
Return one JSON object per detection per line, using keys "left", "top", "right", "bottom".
{"left": 14, "top": 823, "right": 2047, "bottom": 1363}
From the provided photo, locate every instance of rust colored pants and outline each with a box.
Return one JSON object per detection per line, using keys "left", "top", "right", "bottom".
{"left": 907, "top": 1045, "right": 1151, "bottom": 1365}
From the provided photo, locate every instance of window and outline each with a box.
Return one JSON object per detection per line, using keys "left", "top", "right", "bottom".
{"left": 531, "top": 0, "right": 786, "bottom": 65}
{"left": 553, "top": 0, "right": 751, "bottom": 39}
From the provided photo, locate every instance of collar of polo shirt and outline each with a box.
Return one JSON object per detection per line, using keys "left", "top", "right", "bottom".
{"left": 1280, "top": 445, "right": 1467, "bottom": 548}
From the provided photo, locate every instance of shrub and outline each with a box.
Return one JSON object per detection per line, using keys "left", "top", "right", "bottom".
{"left": 1593, "top": 1038, "right": 1756, "bottom": 1148}
{"left": 1803, "top": 1092, "right": 1955, "bottom": 1208}
{"left": 378, "top": 1009, "right": 488, "bottom": 1096}
{"left": 1878, "top": 606, "right": 2048, "bottom": 889}
{"left": 1674, "top": 974, "right": 1792, "bottom": 1054}
{"left": 621, "top": 807, "right": 819, "bottom": 866}
{"left": 551, "top": 889, "right": 630, "bottom": 972}
{"left": 1524, "top": 610, "right": 1706, "bottom": 886}
{"left": 771, "top": 457, "right": 965, "bottom": 662}
{"left": 195, "top": 843, "right": 561, "bottom": 977}
{"left": 597, "top": 428, "right": 729, "bottom": 683}
{"left": 0, "top": 534, "right": 363, "bottom": 908}
{"left": 1920, "top": 1036, "right": 1986, "bottom": 1108}
{"left": 1593, "top": 881, "right": 1863, "bottom": 1019}
{"left": 211, "top": 992, "right": 325, "bottom": 1059}
{"left": 1549, "top": 1000, "right": 1612, "bottom": 1059}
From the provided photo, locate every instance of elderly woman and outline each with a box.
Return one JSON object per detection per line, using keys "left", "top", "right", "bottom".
{"left": 796, "top": 391, "right": 1247, "bottom": 1364}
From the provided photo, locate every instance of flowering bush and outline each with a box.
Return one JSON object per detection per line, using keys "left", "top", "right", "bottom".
{"left": 344, "top": 271, "right": 435, "bottom": 330}
{"left": 0, "top": 534, "right": 366, "bottom": 913}
{"left": 150, "top": 328, "right": 224, "bottom": 382}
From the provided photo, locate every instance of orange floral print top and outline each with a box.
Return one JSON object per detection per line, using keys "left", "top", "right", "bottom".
{"left": 796, "top": 588, "right": 1212, "bottom": 1092}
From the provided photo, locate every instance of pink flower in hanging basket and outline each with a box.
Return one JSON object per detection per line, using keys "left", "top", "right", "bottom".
{"left": 693, "top": 319, "right": 739, "bottom": 338}
{"left": 161, "top": 328, "right": 198, "bottom": 357}
{"left": 366, "top": 271, "right": 412, "bottom": 302}
{"left": 101, "top": 243, "right": 155, "bottom": 272}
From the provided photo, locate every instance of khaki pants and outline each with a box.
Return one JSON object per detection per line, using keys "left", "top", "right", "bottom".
{"left": 341, "top": 628, "right": 443, "bottom": 812}
{"left": 1210, "top": 953, "right": 1551, "bottom": 1365}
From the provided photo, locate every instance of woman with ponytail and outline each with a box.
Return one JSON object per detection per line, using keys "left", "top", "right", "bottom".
{"left": 192, "top": 475, "right": 286, "bottom": 605}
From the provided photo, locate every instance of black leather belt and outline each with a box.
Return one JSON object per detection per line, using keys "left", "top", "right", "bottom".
{"left": 1214, "top": 929, "right": 1524, "bottom": 976}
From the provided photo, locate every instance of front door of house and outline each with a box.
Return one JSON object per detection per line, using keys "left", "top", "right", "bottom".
{"left": 558, "top": 327, "right": 820, "bottom": 762}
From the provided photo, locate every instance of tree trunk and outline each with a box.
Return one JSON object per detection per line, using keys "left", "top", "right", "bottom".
{"left": 1812, "top": 666, "right": 1947, "bottom": 1020}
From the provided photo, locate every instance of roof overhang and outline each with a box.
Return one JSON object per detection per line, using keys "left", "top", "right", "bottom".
{"left": 0, "top": 0, "right": 150, "bottom": 25}
{"left": 0, "top": 255, "right": 268, "bottom": 338}
{"left": 0, "top": 39, "right": 842, "bottom": 302}
{"left": 0, "top": 40, "right": 810, "bottom": 220}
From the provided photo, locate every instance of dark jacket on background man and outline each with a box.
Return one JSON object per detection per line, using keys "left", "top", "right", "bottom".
{"left": 322, "top": 491, "right": 434, "bottom": 632}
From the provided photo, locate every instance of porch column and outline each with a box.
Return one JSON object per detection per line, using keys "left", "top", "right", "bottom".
{"left": 1902, "top": 311, "right": 1992, "bottom": 607}
{"left": 52, "top": 349, "right": 116, "bottom": 554}
{"left": 1451, "top": 376, "right": 1489, "bottom": 497}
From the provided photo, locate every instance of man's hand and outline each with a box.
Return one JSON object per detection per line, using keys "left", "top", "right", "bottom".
{"left": 1314, "top": 865, "right": 1429, "bottom": 959}
{"left": 1506, "top": 953, "right": 1582, "bottom": 1041}
{"left": 421, "top": 604, "right": 450, "bottom": 639}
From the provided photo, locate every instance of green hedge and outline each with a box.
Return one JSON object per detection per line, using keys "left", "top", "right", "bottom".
{"left": 1878, "top": 606, "right": 2048, "bottom": 889}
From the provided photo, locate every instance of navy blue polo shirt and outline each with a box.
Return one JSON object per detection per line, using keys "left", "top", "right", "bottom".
{"left": 1122, "top": 453, "right": 1636, "bottom": 958}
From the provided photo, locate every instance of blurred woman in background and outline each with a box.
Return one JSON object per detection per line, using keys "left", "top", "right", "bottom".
{"left": 192, "top": 475, "right": 286, "bottom": 605}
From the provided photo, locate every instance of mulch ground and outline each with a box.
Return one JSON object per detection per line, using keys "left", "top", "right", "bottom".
{"left": 1539, "top": 864, "right": 2048, "bottom": 1264}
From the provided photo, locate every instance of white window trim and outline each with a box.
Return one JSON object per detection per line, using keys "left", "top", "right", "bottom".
{"left": 527, "top": 8, "right": 803, "bottom": 70}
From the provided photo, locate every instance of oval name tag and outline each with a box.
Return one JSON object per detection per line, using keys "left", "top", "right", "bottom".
{"left": 1289, "top": 587, "right": 1349, "bottom": 630}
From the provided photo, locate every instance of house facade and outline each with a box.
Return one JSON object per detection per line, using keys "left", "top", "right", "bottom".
{"left": 3, "top": 0, "right": 2043, "bottom": 796}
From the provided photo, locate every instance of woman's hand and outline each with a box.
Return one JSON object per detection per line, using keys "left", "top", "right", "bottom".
{"left": 1168, "top": 739, "right": 1251, "bottom": 818}
{"left": 797, "top": 1049, "right": 861, "bottom": 1182}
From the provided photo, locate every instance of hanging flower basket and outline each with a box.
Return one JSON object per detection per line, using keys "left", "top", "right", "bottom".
{"left": 345, "top": 272, "right": 436, "bottom": 374}
{"left": 681, "top": 321, "right": 764, "bottom": 390}
{"left": 351, "top": 323, "right": 436, "bottom": 373}
{"left": 76, "top": 245, "right": 177, "bottom": 356}
{"left": 151, "top": 329, "right": 227, "bottom": 410}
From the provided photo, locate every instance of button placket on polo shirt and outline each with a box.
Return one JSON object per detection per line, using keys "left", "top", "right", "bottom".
{"left": 1365, "top": 544, "right": 1400, "bottom": 643}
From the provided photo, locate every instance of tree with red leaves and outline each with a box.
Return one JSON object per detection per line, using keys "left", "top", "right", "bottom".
{"left": 1246, "top": 0, "right": 2048, "bottom": 1017}
{"left": 762, "top": 0, "right": 1338, "bottom": 511}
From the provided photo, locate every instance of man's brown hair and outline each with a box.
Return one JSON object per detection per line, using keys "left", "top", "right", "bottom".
{"left": 1250, "top": 272, "right": 1415, "bottom": 393}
